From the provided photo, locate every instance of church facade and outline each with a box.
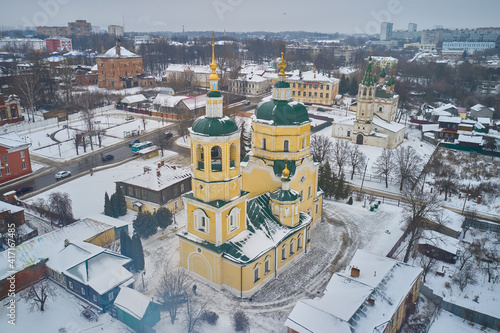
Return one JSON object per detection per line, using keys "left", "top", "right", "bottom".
{"left": 177, "top": 40, "right": 322, "bottom": 298}
{"left": 331, "top": 57, "right": 405, "bottom": 148}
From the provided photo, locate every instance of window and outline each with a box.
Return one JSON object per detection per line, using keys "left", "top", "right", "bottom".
{"left": 292, "top": 91, "right": 295, "bottom": 96}
{"left": 254, "top": 266, "right": 260, "bottom": 282}
{"left": 326, "top": 93, "right": 329, "bottom": 98}
{"left": 20, "top": 151, "right": 25, "bottom": 158}
{"left": 3, "top": 156, "right": 7, "bottom": 163}
{"left": 228, "top": 207, "right": 240, "bottom": 232}
{"left": 261, "top": 138, "right": 266, "bottom": 150}
{"left": 298, "top": 83, "right": 301, "bottom": 88}
{"left": 194, "top": 209, "right": 209, "bottom": 233}
{"left": 142, "top": 189, "right": 147, "bottom": 199}
{"left": 320, "top": 93, "right": 323, "bottom": 98}
{"left": 309, "top": 84, "right": 312, "bottom": 89}
{"left": 265, "top": 258, "right": 270, "bottom": 274}
{"left": 230, "top": 143, "right": 237, "bottom": 168}
{"left": 174, "top": 201, "right": 178, "bottom": 209}
{"left": 285, "top": 206, "right": 290, "bottom": 217}
{"left": 379, "top": 107, "right": 383, "bottom": 112}
{"left": 180, "top": 183, "right": 185, "bottom": 192}
{"left": 290, "top": 240, "right": 295, "bottom": 255}
{"left": 320, "top": 84, "right": 323, "bottom": 89}
{"left": 298, "top": 234, "right": 303, "bottom": 249}
{"left": 81, "top": 287, "right": 86, "bottom": 295}
{"left": 326, "top": 85, "right": 329, "bottom": 90}
{"left": 108, "top": 292, "right": 114, "bottom": 301}
{"left": 316, "top": 204, "right": 319, "bottom": 215}
{"left": 51, "top": 269, "right": 55, "bottom": 276}
{"left": 308, "top": 92, "right": 311, "bottom": 97}
{"left": 22, "top": 163, "right": 26, "bottom": 170}
{"left": 314, "top": 92, "right": 317, "bottom": 97}
{"left": 302, "top": 136, "right": 306, "bottom": 149}
{"left": 283, "top": 140, "right": 289, "bottom": 152}
{"left": 303, "top": 91, "right": 306, "bottom": 96}
{"left": 281, "top": 246, "right": 287, "bottom": 261}
{"left": 300, "top": 190, "right": 303, "bottom": 202}
{"left": 347, "top": 130, "right": 351, "bottom": 137}
{"left": 128, "top": 187, "right": 133, "bottom": 196}
{"left": 69, "top": 281, "right": 73, "bottom": 289}
{"left": 293, "top": 83, "right": 296, "bottom": 88}
{"left": 173, "top": 187, "right": 178, "bottom": 196}
{"left": 5, "top": 168, "right": 10, "bottom": 175}
{"left": 196, "top": 145, "right": 204, "bottom": 170}
{"left": 274, "top": 205, "right": 279, "bottom": 216}
{"left": 93, "top": 294, "right": 97, "bottom": 302}
{"left": 211, "top": 146, "right": 222, "bottom": 171}
{"left": 308, "top": 185, "right": 312, "bottom": 198}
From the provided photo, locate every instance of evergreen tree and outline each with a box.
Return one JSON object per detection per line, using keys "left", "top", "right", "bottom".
{"left": 348, "top": 77, "right": 358, "bottom": 96}
{"left": 318, "top": 161, "right": 335, "bottom": 198}
{"left": 104, "top": 192, "right": 113, "bottom": 217}
{"left": 131, "top": 234, "right": 145, "bottom": 271}
{"left": 133, "top": 212, "right": 157, "bottom": 238}
{"left": 115, "top": 184, "right": 128, "bottom": 216}
{"left": 156, "top": 207, "right": 173, "bottom": 230}
{"left": 120, "top": 229, "right": 132, "bottom": 258}
{"left": 338, "top": 74, "right": 350, "bottom": 94}
{"left": 335, "top": 173, "right": 348, "bottom": 200}
{"left": 110, "top": 193, "right": 119, "bottom": 218}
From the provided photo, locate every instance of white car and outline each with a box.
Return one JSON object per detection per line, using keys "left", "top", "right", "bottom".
{"left": 55, "top": 171, "right": 71, "bottom": 180}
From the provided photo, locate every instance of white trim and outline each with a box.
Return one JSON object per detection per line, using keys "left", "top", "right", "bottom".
{"left": 187, "top": 251, "right": 213, "bottom": 282}
{"left": 215, "top": 211, "right": 222, "bottom": 246}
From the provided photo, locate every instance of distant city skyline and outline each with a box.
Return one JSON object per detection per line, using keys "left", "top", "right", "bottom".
{"left": 2, "top": 0, "right": 499, "bottom": 35}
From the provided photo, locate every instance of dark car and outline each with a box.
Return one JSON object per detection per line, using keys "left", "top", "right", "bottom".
{"left": 129, "top": 139, "right": 140, "bottom": 147}
{"left": 165, "top": 132, "right": 173, "bottom": 140}
{"left": 102, "top": 154, "right": 114, "bottom": 162}
{"left": 317, "top": 107, "right": 326, "bottom": 112}
{"left": 16, "top": 186, "right": 33, "bottom": 196}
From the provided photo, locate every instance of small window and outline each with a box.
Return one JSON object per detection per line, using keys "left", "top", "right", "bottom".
{"left": 308, "top": 92, "right": 311, "bottom": 97}
{"left": 51, "top": 269, "right": 55, "bottom": 276}
{"left": 69, "top": 281, "right": 73, "bottom": 289}
{"left": 283, "top": 140, "right": 289, "bottom": 152}
{"left": 135, "top": 188, "right": 140, "bottom": 197}
{"left": 5, "top": 168, "right": 10, "bottom": 175}
{"left": 108, "top": 292, "right": 114, "bottom": 301}
{"left": 3, "top": 156, "right": 7, "bottom": 163}
{"left": 281, "top": 246, "right": 287, "bottom": 261}
{"left": 300, "top": 190, "right": 303, "bottom": 202}
{"left": 290, "top": 240, "right": 295, "bottom": 255}
{"left": 81, "top": 287, "right": 86, "bottom": 295}
{"left": 142, "top": 190, "right": 147, "bottom": 199}
{"left": 298, "top": 234, "right": 303, "bottom": 249}
{"left": 254, "top": 267, "right": 260, "bottom": 282}
{"left": 93, "top": 294, "right": 97, "bottom": 302}
{"left": 316, "top": 204, "right": 319, "bottom": 215}
{"left": 180, "top": 183, "right": 185, "bottom": 192}
{"left": 128, "top": 187, "right": 133, "bottom": 196}
{"left": 326, "top": 93, "right": 329, "bottom": 98}
{"left": 308, "top": 185, "right": 312, "bottom": 198}
{"left": 265, "top": 259, "right": 270, "bottom": 274}
{"left": 20, "top": 151, "right": 25, "bottom": 158}
{"left": 174, "top": 201, "right": 178, "bottom": 209}
{"left": 292, "top": 91, "right": 295, "bottom": 96}
{"left": 22, "top": 163, "right": 26, "bottom": 170}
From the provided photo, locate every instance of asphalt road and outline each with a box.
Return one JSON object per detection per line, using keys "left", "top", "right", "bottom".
{"left": 0, "top": 123, "right": 188, "bottom": 198}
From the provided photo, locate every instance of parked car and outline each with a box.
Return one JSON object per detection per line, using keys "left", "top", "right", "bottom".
{"left": 55, "top": 171, "right": 71, "bottom": 180}
{"left": 317, "top": 107, "right": 325, "bottom": 112}
{"left": 165, "top": 132, "right": 173, "bottom": 140}
{"left": 125, "top": 116, "right": 134, "bottom": 121}
{"left": 129, "top": 139, "right": 140, "bottom": 147}
{"left": 16, "top": 186, "right": 33, "bottom": 196}
{"left": 101, "top": 154, "right": 114, "bottom": 162}
{"left": 244, "top": 100, "right": 250, "bottom": 105}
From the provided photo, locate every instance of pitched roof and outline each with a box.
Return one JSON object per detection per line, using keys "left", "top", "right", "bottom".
{"left": 0, "top": 132, "right": 30, "bottom": 150}
{"left": 115, "top": 287, "right": 155, "bottom": 320}
{"left": 121, "top": 94, "right": 147, "bottom": 104}
{"left": 120, "top": 164, "right": 190, "bottom": 192}
{"left": 97, "top": 46, "right": 140, "bottom": 58}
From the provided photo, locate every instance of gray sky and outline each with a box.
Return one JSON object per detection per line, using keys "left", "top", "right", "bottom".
{"left": 4, "top": 0, "right": 500, "bottom": 34}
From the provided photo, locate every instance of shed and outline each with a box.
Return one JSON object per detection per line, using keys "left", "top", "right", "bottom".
{"left": 121, "top": 94, "right": 147, "bottom": 108}
{"left": 114, "top": 287, "right": 160, "bottom": 333}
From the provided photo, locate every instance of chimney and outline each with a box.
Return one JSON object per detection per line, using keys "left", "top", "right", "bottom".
{"left": 161, "top": 161, "right": 165, "bottom": 166}
{"left": 64, "top": 239, "right": 70, "bottom": 247}
{"left": 367, "top": 298, "right": 375, "bottom": 306}
{"left": 158, "top": 163, "right": 162, "bottom": 168}
{"left": 157, "top": 170, "right": 161, "bottom": 176}
{"left": 116, "top": 38, "right": 121, "bottom": 56}
{"left": 351, "top": 267, "right": 360, "bottom": 277}
{"left": 172, "top": 166, "right": 176, "bottom": 170}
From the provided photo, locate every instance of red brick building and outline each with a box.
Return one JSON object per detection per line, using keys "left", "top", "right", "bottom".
{"left": 0, "top": 132, "right": 32, "bottom": 184}
{"left": 46, "top": 37, "right": 72, "bottom": 52}
{"left": 0, "top": 94, "right": 24, "bottom": 126}
{"left": 96, "top": 41, "right": 154, "bottom": 90}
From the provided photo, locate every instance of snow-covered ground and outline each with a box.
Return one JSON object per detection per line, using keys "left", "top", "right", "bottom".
{"left": 0, "top": 280, "right": 131, "bottom": 333}
{"left": 429, "top": 309, "right": 498, "bottom": 333}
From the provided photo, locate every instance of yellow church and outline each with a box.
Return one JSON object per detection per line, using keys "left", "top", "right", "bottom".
{"left": 177, "top": 37, "right": 323, "bottom": 298}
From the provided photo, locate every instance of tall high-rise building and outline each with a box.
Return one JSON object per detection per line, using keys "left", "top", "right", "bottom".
{"left": 408, "top": 23, "right": 417, "bottom": 32}
{"left": 108, "top": 25, "right": 124, "bottom": 37}
{"left": 380, "top": 22, "right": 393, "bottom": 41}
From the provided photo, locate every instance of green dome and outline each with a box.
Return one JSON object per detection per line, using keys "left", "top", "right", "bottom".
{"left": 255, "top": 99, "right": 310, "bottom": 126}
{"left": 270, "top": 189, "right": 300, "bottom": 202}
{"left": 191, "top": 116, "right": 239, "bottom": 136}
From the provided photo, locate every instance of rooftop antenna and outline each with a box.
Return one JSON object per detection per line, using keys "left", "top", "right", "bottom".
{"left": 122, "top": 15, "right": 125, "bottom": 31}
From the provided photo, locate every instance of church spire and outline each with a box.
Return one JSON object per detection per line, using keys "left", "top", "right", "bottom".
{"left": 362, "top": 55, "right": 376, "bottom": 87}
{"left": 209, "top": 33, "right": 219, "bottom": 84}
{"left": 278, "top": 47, "right": 287, "bottom": 82}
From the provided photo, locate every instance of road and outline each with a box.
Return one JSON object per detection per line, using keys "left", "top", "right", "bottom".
{"left": 0, "top": 123, "right": 189, "bottom": 198}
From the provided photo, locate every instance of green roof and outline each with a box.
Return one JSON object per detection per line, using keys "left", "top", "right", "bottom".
{"left": 191, "top": 116, "right": 239, "bottom": 136}
{"left": 274, "top": 81, "right": 290, "bottom": 89}
{"left": 375, "top": 86, "right": 397, "bottom": 99}
{"left": 178, "top": 193, "right": 312, "bottom": 264}
{"left": 380, "top": 67, "right": 387, "bottom": 78}
{"left": 362, "top": 58, "right": 376, "bottom": 87}
{"left": 273, "top": 160, "right": 297, "bottom": 177}
{"left": 206, "top": 90, "right": 222, "bottom": 98}
{"left": 255, "top": 100, "right": 310, "bottom": 126}
{"left": 183, "top": 191, "right": 249, "bottom": 208}
{"left": 270, "top": 188, "right": 300, "bottom": 202}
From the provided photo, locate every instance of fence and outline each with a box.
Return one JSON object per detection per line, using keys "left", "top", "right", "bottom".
{"left": 463, "top": 217, "right": 500, "bottom": 234}
{"left": 420, "top": 284, "right": 500, "bottom": 330}
{"left": 2, "top": 117, "right": 58, "bottom": 134}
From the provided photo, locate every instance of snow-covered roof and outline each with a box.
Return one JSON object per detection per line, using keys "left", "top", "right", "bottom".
{"left": 120, "top": 164, "right": 190, "bottom": 192}
{"left": 436, "top": 209, "right": 465, "bottom": 233}
{"left": 152, "top": 94, "right": 187, "bottom": 108}
{"left": 91, "top": 64, "right": 98, "bottom": 71}
{"left": 114, "top": 287, "right": 154, "bottom": 320}
{"left": 0, "top": 132, "right": 30, "bottom": 151}
{"left": 433, "top": 103, "right": 457, "bottom": 113}
{"left": 421, "top": 124, "right": 440, "bottom": 132}
{"left": 0, "top": 219, "right": 113, "bottom": 279}
{"left": 234, "top": 73, "right": 268, "bottom": 83}
{"left": 85, "top": 214, "right": 129, "bottom": 228}
{"left": 97, "top": 46, "right": 140, "bottom": 58}
{"left": 438, "top": 116, "right": 462, "bottom": 124}
{"left": 418, "top": 230, "right": 459, "bottom": 255}
{"left": 288, "top": 70, "right": 339, "bottom": 84}
{"left": 121, "top": 94, "right": 147, "bottom": 105}
{"left": 372, "top": 116, "right": 405, "bottom": 133}
{"left": 0, "top": 200, "right": 24, "bottom": 214}
{"left": 164, "top": 64, "right": 218, "bottom": 75}
{"left": 477, "top": 117, "right": 490, "bottom": 124}
{"left": 46, "top": 241, "right": 103, "bottom": 273}
{"left": 239, "top": 63, "right": 272, "bottom": 76}
{"left": 286, "top": 249, "right": 422, "bottom": 333}
{"left": 471, "top": 104, "right": 485, "bottom": 112}
{"left": 457, "top": 134, "right": 483, "bottom": 145}
{"left": 338, "top": 67, "right": 358, "bottom": 75}
{"left": 64, "top": 250, "right": 132, "bottom": 294}
{"left": 181, "top": 95, "right": 207, "bottom": 110}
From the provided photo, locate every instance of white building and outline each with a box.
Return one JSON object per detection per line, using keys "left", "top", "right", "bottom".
{"left": 442, "top": 41, "right": 496, "bottom": 52}
{"left": 108, "top": 25, "right": 124, "bottom": 37}
{"left": 380, "top": 22, "right": 393, "bottom": 41}
{"left": 229, "top": 73, "right": 271, "bottom": 96}
{"left": 0, "top": 37, "right": 45, "bottom": 51}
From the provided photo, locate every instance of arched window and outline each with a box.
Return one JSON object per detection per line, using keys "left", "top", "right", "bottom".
{"left": 298, "top": 234, "right": 303, "bottom": 250}
{"left": 290, "top": 239, "right": 295, "bottom": 255}
{"left": 211, "top": 146, "right": 222, "bottom": 171}
{"left": 285, "top": 206, "right": 290, "bottom": 217}
{"left": 196, "top": 145, "right": 204, "bottom": 170}
{"left": 230, "top": 143, "right": 237, "bottom": 168}
{"left": 274, "top": 205, "right": 279, "bottom": 216}
{"left": 283, "top": 140, "right": 289, "bottom": 152}
{"left": 194, "top": 209, "right": 209, "bottom": 233}
{"left": 261, "top": 137, "right": 266, "bottom": 150}
{"left": 227, "top": 207, "right": 240, "bottom": 233}
{"left": 302, "top": 136, "right": 306, "bottom": 149}
{"left": 281, "top": 246, "right": 287, "bottom": 261}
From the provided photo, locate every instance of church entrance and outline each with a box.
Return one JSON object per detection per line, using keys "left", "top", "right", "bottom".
{"left": 189, "top": 253, "right": 212, "bottom": 282}
{"left": 356, "top": 134, "right": 364, "bottom": 145}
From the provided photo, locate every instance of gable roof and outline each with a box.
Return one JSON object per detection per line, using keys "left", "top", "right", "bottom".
{"left": 115, "top": 287, "right": 155, "bottom": 320}
{"left": 119, "top": 164, "right": 190, "bottom": 192}
{"left": 0, "top": 132, "right": 30, "bottom": 151}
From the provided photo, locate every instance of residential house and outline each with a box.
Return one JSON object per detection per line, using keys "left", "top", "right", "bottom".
{"left": 0, "top": 132, "right": 32, "bottom": 184}
{"left": 46, "top": 241, "right": 133, "bottom": 311}
{"left": 470, "top": 104, "right": 494, "bottom": 120}
{"left": 152, "top": 93, "right": 206, "bottom": 118}
{"left": 45, "top": 37, "right": 72, "bottom": 52}
{"left": 113, "top": 287, "right": 161, "bottom": 332}
{"left": 117, "top": 163, "right": 191, "bottom": 214}
{"left": 228, "top": 73, "right": 271, "bottom": 96}
{"left": 288, "top": 70, "right": 340, "bottom": 106}
{"left": 435, "top": 116, "right": 461, "bottom": 142}
{"left": 68, "top": 20, "right": 91, "bottom": 36}
{"left": 0, "top": 94, "right": 24, "bottom": 126}
{"left": 417, "top": 230, "right": 459, "bottom": 264}
{"left": 120, "top": 94, "right": 147, "bottom": 109}
{"left": 285, "top": 249, "right": 422, "bottom": 333}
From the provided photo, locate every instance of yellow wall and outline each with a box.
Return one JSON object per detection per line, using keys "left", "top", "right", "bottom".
{"left": 85, "top": 228, "right": 115, "bottom": 247}
{"left": 185, "top": 202, "right": 217, "bottom": 243}
{"left": 289, "top": 80, "right": 339, "bottom": 105}
{"left": 125, "top": 196, "right": 184, "bottom": 214}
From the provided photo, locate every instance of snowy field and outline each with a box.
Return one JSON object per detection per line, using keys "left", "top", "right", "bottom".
{"left": 429, "top": 310, "right": 498, "bottom": 333}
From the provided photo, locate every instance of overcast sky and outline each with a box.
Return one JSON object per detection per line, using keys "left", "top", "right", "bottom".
{"left": 3, "top": 0, "right": 499, "bottom": 34}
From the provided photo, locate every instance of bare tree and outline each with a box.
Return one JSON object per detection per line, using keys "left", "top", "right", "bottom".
{"left": 372, "top": 148, "right": 395, "bottom": 188}
{"left": 185, "top": 294, "right": 207, "bottom": 333}
{"left": 12, "top": 72, "right": 40, "bottom": 122}
{"left": 237, "top": 118, "right": 250, "bottom": 160}
{"left": 48, "top": 192, "right": 74, "bottom": 226}
{"left": 434, "top": 169, "right": 457, "bottom": 201}
{"left": 81, "top": 108, "right": 95, "bottom": 151}
{"left": 394, "top": 146, "right": 422, "bottom": 191}
{"left": 177, "top": 118, "right": 193, "bottom": 139}
{"left": 156, "top": 268, "right": 191, "bottom": 324}
{"left": 58, "top": 59, "right": 74, "bottom": 103}
{"left": 461, "top": 209, "right": 477, "bottom": 238}
{"left": 453, "top": 262, "right": 477, "bottom": 291}
{"left": 332, "top": 139, "right": 350, "bottom": 176}
{"left": 22, "top": 279, "right": 55, "bottom": 312}
{"left": 152, "top": 129, "right": 172, "bottom": 157}
{"left": 74, "top": 133, "right": 82, "bottom": 155}
{"left": 419, "top": 254, "right": 437, "bottom": 283}
{"left": 348, "top": 145, "right": 366, "bottom": 180}
{"left": 310, "top": 135, "right": 333, "bottom": 164}
{"left": 402, "top": 188, "right": 442, "bottom": 263}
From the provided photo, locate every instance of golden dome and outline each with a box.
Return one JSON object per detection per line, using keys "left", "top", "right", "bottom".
{"left": 282, "top": 163, "right": 290, "bottom": 178}
{"left": 209, "top": 33, "right": 219, "bottom": 81}
{"left": 278, "top": 51, "right": 287, "bottom": 78}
